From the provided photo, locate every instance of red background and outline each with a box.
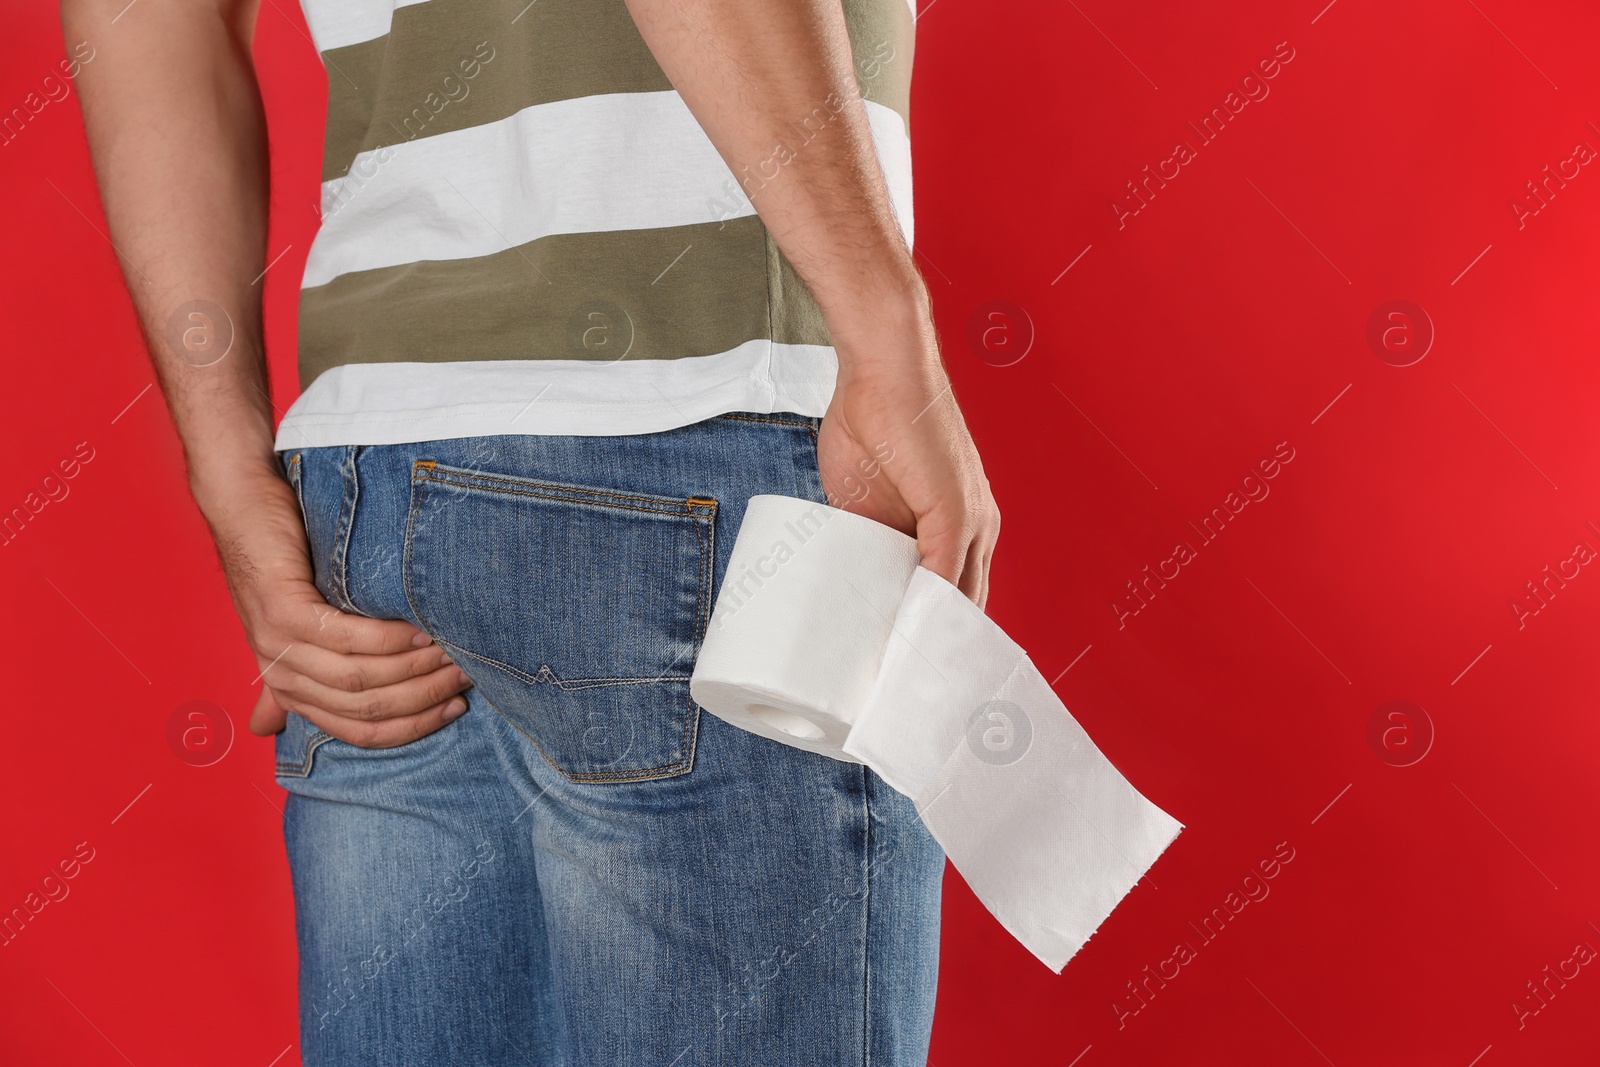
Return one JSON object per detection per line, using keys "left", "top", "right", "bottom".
{"left": 4, "top": 0, "right": 1599, "bottom": 1063}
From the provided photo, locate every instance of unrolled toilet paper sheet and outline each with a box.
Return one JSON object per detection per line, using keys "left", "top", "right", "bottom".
{"left": 690, "top": 496, "right": 1184, "bottom": 972}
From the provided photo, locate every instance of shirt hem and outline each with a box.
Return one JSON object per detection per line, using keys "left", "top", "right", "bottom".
{"left": 272, "top": 347, "right": 838, "bottom": 449}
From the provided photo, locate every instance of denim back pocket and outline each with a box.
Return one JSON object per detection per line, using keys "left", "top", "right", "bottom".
{"left": 402, "top": 461, "right": 716, "bottom": 783}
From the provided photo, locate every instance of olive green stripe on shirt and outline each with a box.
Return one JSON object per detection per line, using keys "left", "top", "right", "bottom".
{"left": 319, "top": 0, "right": 664, "bottom": 183}
{"left": 319, "top": 0, "right": 917, "bottom": 183}
{"left": 297, "top": 216, "right": 832, "bottom": 382}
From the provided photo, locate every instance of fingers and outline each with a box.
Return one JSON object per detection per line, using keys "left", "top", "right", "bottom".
{"left": 292, "top": 606, "right": 433, "bottom": 656}
{"left": 290, "top": 692, "right": 472, "bottom": 749}
{"left": 252, "top": 610, "right": 473, "bottom": 746}
{"left": 249, "top": 684, "right": 287, "bottom": 737}
{"left": 966, "top": 503, "right": 1000, "bottom": 610}
{"left": 917, "top": 498, "right": 1000, "bottom": 609}
{"left": 275, "top": 640, "right": 459, "bottom": 695}
{"left": 916, "top": 520, "right": 967, "bottom": 593}
{"left": 961, "top": 533, "right": 989, "bottom": 610}
{"left": 274, "top": 658, "right": 473, "bottom": 729}
{"left": 244, "top": 583, "right": 465, "bottom": 746}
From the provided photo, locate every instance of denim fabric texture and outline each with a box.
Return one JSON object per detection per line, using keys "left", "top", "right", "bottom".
{"left": 274, "top": 412, "right": 944, "bottom": 1066}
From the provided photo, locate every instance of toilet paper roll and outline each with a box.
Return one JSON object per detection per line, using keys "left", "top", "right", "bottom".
{"left": 692, "top": 496, "right": 921, "bottom": 758}
{"left": 691, "top": 495, "right": 1184, "bottom": 972}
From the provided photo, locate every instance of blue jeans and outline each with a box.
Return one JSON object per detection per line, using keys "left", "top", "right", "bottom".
{"left": 273, "top": 412, "right": 944, "bottom": 1066}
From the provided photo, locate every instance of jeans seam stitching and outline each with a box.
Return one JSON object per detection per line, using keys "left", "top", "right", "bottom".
{"left": 401, "top": 464, "right": 427, "bottom": 645}
{"left": 332, "top": 445, "right": 362, "bottom": 614}
{"left": 471, "top": 686, "right": 695, "bottom": 783}
{"left": 717, "top": 412, "right": 820, "bottom": 435}
{"left": 274, "top": 728, "right": 336, "bottom": 778}
{"left": 417, "top": 463, "right": 716, "bottom": 513}
{"left": 419, "top": 474, "right": 715, "bottom": 520}
{"left": 862, "top": 763, "right": 875, "bottom": 1067}
{"left": 677, "top": 498, "right": 715, "bottom": 776}
{"left": 432, "top": 637, "right": 690, "bottom": 690}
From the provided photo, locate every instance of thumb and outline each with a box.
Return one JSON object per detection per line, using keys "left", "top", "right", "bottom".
{"left": 249, "top": 684, "right": 288, "bottom": 737}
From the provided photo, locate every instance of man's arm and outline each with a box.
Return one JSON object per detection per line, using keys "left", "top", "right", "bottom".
{"left": 61, "top": 0, "right": 472, "bottom": 745}
{"left": 624, "top": 0, "right": 999, "bottom": 605}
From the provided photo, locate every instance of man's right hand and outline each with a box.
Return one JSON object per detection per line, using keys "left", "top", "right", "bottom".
{"left": 62, "top": 0, "right": 471, "bottom": 748}
{"left": 209, "top": 465, "right": 474, "bottom": 749}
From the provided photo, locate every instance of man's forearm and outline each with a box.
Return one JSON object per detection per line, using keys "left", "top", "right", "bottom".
{"left": 623, "top": 0, "right": 934, "bottom": 357}
{"left": 63, "top": 0, "right": 277, "bottom": 508}
{"left": 623, "top": 0, "right": 997, "bottom": 600}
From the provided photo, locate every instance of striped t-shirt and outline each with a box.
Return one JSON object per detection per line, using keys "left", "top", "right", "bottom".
{"left": 274, "top": 0, "right": 917, "bottom": 449}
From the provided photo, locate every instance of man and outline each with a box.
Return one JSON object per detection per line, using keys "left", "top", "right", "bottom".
{"left": 64, "top": 0, "right": 999, "bottom": 1061}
